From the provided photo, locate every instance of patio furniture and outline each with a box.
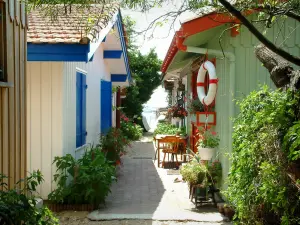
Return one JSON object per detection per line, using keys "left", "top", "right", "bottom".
{"left": 154, "top": 135, "right": 187, "bottom": 167}
{"left": 190, "top": 184, "right": 220, "bottom": 207}
{"left": 160, "top": 136, "right": 180, "bottom": 168}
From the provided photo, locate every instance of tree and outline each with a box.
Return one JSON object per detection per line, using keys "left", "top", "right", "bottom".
{"left": 28, "top": 0, "right": 300, "bottom": 89}
{"left": 122, "top": 45, "right": 161, "bottom": 120}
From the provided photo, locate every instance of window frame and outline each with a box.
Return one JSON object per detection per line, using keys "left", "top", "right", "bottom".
{"left": 0, "top": 1, "right": 7, "bottom": 83}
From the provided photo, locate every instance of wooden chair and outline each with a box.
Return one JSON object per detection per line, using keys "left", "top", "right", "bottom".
{"left": 160, "top": 136, "right": 180, "bottom": 168}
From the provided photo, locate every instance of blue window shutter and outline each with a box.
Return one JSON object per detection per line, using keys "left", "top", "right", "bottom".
{"left": 81, "top": 75, "right": 87, "bottom": 146}
{"left": 76, "top": 72, "right": 87, "bottom": 148}
{"left": 101, "top": 80, "right": 112, "bottom": 134}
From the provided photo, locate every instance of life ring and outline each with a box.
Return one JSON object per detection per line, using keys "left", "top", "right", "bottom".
{"left": 197, "top": 61, "right": 218, "bottom": 106}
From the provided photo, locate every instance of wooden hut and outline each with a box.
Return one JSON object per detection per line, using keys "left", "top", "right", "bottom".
{"left": 0, "top": 0, "right": 27, "bottom": 188}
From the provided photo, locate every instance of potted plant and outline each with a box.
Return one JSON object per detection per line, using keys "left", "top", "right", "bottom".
{"left": 100, "top": 127, "right": 130, "bottom": 165}
{"left": 196, "top": 128, "right": 220, "bottom": 160}
{"left": 177, "top": 80, "right": 185, "bottom": 91}
{"left": 164, "top": 80, "right": 174, "bottom": 90}
{"left": 168, "top": 105, "right": 188, "bottom": 122}
{"left": 187, "top": 97, "right": 204, "bottom": 113}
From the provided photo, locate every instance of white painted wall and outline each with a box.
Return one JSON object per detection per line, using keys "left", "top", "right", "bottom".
{"left": 27, "top": 62, "right": 63, "bottom": 199}
{"left": 63, "top": 44, "right": 111, "bottom": 159}
{"left": 27, "top": 44, "right": 113, "bottom": 199}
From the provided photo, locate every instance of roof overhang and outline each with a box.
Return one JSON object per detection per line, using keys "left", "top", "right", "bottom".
{"left": 27, "top": 10, "right": 132, "bottom": 86}
{"left": 104, "top": 12, "right": 132, "bottom": 86}
{"left": 161, "top": 12, "right": 253, "bottom": 74}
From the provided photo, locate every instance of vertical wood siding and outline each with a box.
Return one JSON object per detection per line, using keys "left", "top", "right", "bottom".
{"left": 63, "top": 45, "right": 110, "bottom": 160}
{"left": 0, "top": 0, "right": 27, "bottom": 189}
{"left": 205, "top": 17, "right": 300, "bottom": 189}
{"left": 186, "top": 17, "right": 300, "bottom": 190}
{"left": 26, "top": 62, "right": 63, "bottom": 198}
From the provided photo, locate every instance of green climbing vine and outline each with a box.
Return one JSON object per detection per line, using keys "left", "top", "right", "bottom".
{"left": 224, "top": 86, "right": 300, "bottom": 225}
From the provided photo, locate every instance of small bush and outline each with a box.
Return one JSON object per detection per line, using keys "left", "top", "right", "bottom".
{"left": 48, "top": 147, "right": 116, "bottom": 206}
{"left": 224, "top": 86, "right": 300, "bottom": 224}
{"left": 153, "top": 122, "right": 186, "bottom": 136}
{"left": 100, "top": 127, "right": 130, "bottom": 163}
{"left": 0, "top": 171, "right": 58, "bottom": 225}
{"left": 120, "top": 114, "right": 143, "bottom": 141}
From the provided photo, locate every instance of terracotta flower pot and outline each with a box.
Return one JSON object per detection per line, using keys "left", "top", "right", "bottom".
{"left": 224, "top": 206, "right": 235, "bottom": 220}
{"left": 217, "top": 204, "right": 225, "bottom": 215}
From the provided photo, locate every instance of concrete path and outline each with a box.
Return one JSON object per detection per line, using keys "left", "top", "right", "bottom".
{"left": 88, "top": 134, "right": 230, "bottom": 224}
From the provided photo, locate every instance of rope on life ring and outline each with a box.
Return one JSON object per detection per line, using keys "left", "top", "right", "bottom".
{"left": 196, "top": 61, "right": 218, "bottom": 106}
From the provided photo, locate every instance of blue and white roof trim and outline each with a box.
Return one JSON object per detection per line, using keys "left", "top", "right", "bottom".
{"left": 27, "top": 5, "right": 131, "bottom": 84}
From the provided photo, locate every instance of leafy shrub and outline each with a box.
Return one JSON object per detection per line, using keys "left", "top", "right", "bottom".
{"left": 0, "top": 171, "right": 58, "bottom": 225}
{"left": 48, "top": 147, "right": 116, "bottom": 205}
{"left": 153, "top": 122, "right": 186, "bottom": 136}
{"left": 224, "top": 86, "right": 300, "bottom": 224}
{"left": 100, "top": 127, "right": 130, "bottom": 163}
{"left": 283, "top": 121, "right": 300, "bottom": 162}
{"left": 120, "top": 114, "right": 143, "bottom": 141}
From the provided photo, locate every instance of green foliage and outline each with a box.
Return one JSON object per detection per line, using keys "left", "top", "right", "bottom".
{"left": 180, "top": 160, "right": 208, "bottom": 186}
{"left": 283, "top": 121, "right": 300, "bottom": 161}
{"left": 224, "top": 86, "right": 300, "bottom": 224}
{"left": 120, "top": 114, "right": 143, "bottom": 141}
{"left": 0, "top": 171, "right": 59, "bottom": 225}
{"left": 100, "top": 127, "right": 130, "bottom": 162}
{"left": 182, "top": 150, "right": 222, "bottom": 185}
{"left": 122, "top": 49, "right": 162, "bottom": 119}
{"left": 153, "top": 122, "right": 186, "bottom": 136}
{"left": 186, "top": 97, "right": 204, "bottom": 113}
{"left": 121, "top": 17, "right": 162, "bottom": 121}
{"left": 48, "top": 147, "right": 116, "bottom": 205}
{"left": 196, "top": 128, "right": 220, "bottom": 148}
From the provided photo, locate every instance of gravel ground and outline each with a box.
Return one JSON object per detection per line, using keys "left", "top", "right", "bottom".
{"left": 58, "top": 212, "right": 231, "bottom": 225}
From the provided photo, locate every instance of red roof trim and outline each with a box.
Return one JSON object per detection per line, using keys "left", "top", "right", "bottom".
{"left": 161, "top": 13, "right": 240, "bottom": 73}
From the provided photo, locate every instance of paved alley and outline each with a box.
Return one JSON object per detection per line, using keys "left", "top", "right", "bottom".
{"left": 85, "top": 134, "right": 230, "bottom": 224}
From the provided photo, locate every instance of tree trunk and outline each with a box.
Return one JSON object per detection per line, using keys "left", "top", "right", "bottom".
{"left": 254, "top": 45, "right": 300, "bottom": 90}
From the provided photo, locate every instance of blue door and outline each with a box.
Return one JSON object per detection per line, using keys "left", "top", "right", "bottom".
{"left": 76, "top": 72, "right": 87, "bottom": 147}
{"left": 101, "top": 80, "right": 112, "bottom": 134}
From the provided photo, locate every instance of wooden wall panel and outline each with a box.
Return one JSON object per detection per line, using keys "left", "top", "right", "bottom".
{"left": 0, "top": 0, "right": 27, "bottom": 189}
{"left": 27, "top": 62, "right": 63, "bottom": 198}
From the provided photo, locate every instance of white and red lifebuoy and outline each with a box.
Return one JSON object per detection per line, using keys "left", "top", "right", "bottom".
{"left": 197, "top": 61, "right": 218, "bottom": 106}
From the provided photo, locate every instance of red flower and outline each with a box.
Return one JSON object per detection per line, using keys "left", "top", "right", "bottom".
{"left": 211, "top": 131, "right": 217, "bottom": 136}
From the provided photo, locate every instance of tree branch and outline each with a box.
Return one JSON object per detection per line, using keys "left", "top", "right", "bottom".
{"left": 218, "top": 0, "right": 300, "bottom": 66}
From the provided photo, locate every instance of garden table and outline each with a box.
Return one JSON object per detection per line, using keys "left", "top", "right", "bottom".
{"left": 154, "top": 134, "right": 187, "bottom": 167}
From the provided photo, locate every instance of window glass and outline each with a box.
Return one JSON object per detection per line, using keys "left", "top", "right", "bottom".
{"left": 0, "top": 2, "right": 6, "bottom": 82}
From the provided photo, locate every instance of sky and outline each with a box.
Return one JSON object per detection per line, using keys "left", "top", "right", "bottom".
{"left": 122, "top": 3, "right": 192, "bottom": 109}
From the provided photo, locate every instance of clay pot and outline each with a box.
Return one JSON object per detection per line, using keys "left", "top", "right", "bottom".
{"left": 217, "top": 204, "right": 225, "bottom": 215}
{"left": 224, "top": 206, "right": 235, "bottom": 220}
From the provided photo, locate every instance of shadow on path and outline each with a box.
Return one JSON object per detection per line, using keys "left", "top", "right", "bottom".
{"left": 88, "top": 135, "right": 229, "bottom": 223}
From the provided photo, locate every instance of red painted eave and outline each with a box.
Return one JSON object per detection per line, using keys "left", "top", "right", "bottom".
{"left": 161, "top": 12, "right": 243, "bottom": 73}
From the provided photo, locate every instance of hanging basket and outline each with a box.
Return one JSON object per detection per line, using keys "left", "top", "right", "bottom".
{"left": 177, "top": 81, "right": 185, "bottom": 91}
{"left": 198, "top": 147, "right": 215, "bottom": 160}
{"left": 164, "top": 81, "right": 174, "bottom": 90}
